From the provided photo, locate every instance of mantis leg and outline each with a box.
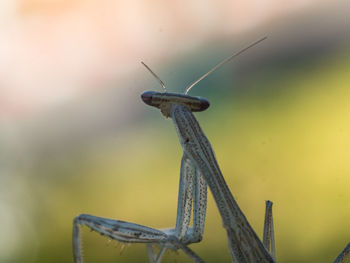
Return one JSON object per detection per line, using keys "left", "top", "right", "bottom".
{"left": 192, "top": 165, "right": 207, "bottom": 242}
{"left": 147, "top": 154, "right": 207, "bottom": 262}
{"left": 73, "top": 214, "right": 205, "bottom": 263}
{"left": 73, "top": 214, "right": 167, "bottom": 263}
{"left": 263, "top": 200, "right": 275, "bottom": 259}
{"left": 174, "top": 154, "right": 207, "bottom": 244}
{"left": 73, "top": 154, "right": 208, "bottom": 263}
{"left": 147, "top": 244, "right": 167, "bottom": 263}
{"left": 174, "top": 154, "right": 196, "bottom": 240}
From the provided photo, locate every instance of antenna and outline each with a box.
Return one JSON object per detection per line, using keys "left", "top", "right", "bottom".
{"left": 185, "top": 36, "right": 267, "bottom": 95}
{"left": 141, "top": 61, "right": 167, "bottom": 92}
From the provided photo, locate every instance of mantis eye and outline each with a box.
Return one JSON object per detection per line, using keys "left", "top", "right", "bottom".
{"left": 141, "top": 91, "right": 154, "bottom": 106}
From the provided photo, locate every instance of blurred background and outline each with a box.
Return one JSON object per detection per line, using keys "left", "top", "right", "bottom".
{"left": 1, "top": 0, "right": 350, "bottom": 262}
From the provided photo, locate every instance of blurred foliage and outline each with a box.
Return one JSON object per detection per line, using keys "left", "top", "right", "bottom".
{"left": 4, "top": 47, "right": 350, "bottom": 263}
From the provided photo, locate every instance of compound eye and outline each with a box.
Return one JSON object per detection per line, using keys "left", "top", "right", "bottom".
{"left": 199, "top": 98, "right": 210, "bottom": 111}
{"left": 141, "top": 91, "right": 155, "bottom": 106}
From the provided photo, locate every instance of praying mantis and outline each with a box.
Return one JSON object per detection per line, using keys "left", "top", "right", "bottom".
{"left": 73, "top": 38, "right": 350, "bottom": 263}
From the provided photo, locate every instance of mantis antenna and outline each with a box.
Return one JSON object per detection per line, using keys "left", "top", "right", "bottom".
{"left": 141, "top": 61, "right": 167, "bottom": 92}
{"left": 185, "top": 36, "right": 267, "bottom": 95}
